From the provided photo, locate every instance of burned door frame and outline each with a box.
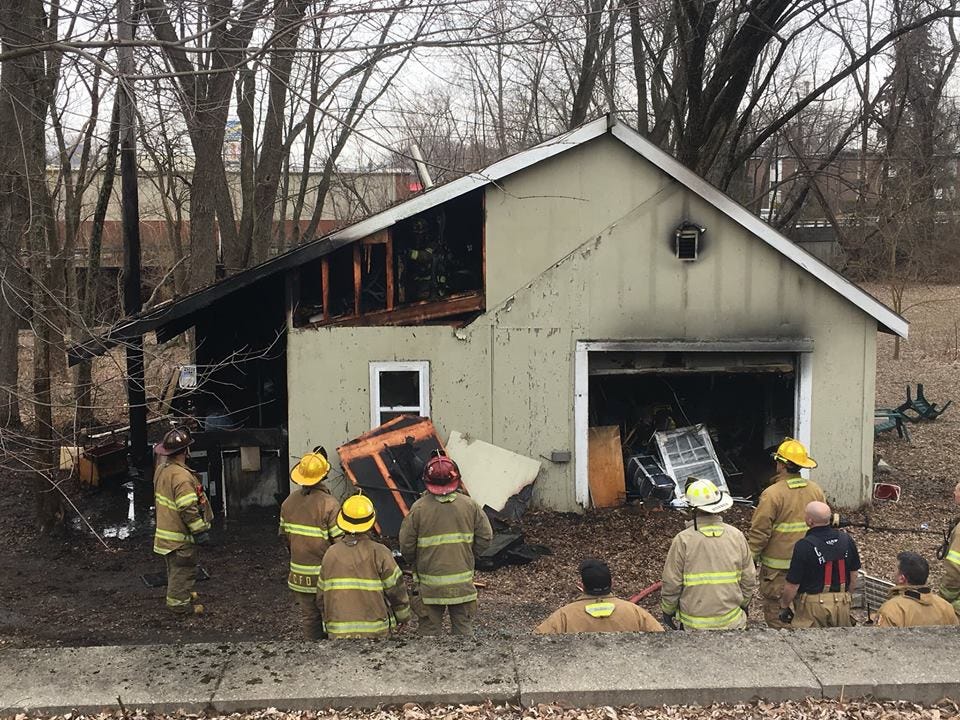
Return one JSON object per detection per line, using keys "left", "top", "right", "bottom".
{"left": 573, "top": 339, "right": 814, "bottom": 508}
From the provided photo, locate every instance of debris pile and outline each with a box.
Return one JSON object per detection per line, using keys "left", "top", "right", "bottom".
{"left": 590, "top": 422, "right": 748, "bottom": 510}
{"left": 338, "top": 417, "right": 549, "bottom": 570}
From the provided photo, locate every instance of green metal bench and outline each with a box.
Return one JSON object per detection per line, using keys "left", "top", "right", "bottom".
{"left": 874, "top": 408, "right": 911, "bottom": 441}
{"left": 896, "top": 383, "right": 952, "bottom": 421}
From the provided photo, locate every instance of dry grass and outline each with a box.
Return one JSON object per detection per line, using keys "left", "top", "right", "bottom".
{"left": 854, "top": 283, "right": 960, "bottom": 587}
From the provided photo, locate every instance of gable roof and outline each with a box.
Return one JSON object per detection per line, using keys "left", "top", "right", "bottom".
{"left": 68, "top": 114, "right": 906, "bottom": 364}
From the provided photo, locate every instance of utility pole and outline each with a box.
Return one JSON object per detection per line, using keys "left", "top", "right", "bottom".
{"left": 117, "top": 0, "right": 148, "bottom": 474}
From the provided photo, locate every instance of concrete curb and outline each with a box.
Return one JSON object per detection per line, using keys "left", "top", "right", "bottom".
{"left": 1, "top": 628, "right": 959, "bottom": 714}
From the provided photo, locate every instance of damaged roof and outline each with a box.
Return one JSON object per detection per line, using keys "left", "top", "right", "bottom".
{"left": 68, "top": 114, "right": 907, "bottom": 365}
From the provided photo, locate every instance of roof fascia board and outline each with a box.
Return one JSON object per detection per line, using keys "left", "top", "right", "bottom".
{"left": 609, "top": 123, "right": 908, "bottom": 339}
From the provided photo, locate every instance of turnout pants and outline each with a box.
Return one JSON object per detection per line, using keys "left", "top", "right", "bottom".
{"left": 793, "top": 592, "right": 853, "bottom": 628}
{"left": 413, "top": 594, "right": 477, "bottom": 636}
{"left": 165, "top": 547, "right": 198, "bottom": 614}
{"left": 293, "top": 591, "right": 324, "bottom": 640}
{"left": 759, "top": 566, "right": 790, "bottom": 628}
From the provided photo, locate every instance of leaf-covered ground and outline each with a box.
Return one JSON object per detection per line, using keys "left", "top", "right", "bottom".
{"left": 1, "top": 284, "right": 958, "bottom": 646}
{"left": 6, "top": 700, "right": 960, "bottom": 720}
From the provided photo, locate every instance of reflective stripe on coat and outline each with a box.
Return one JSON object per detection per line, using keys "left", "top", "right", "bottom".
{"left": 661, "top": 518, "right": 758, "bottom": 631}
{"left": 279, "top": 485, "right": 342, "bottom": 593}
{"left": 939, "top": 522, "right": 960, "bottom": 614}
{"left": 398, "top": 492, "right": 493, "bottom": 605}
{"left": 746, "top": 473, "right": 826, "bottom": 570}
{"left": 316, "top": 534, "right": 410, "bottom": 638}
{"left": 153, "top": 461, "right": 212, "bottom": 555}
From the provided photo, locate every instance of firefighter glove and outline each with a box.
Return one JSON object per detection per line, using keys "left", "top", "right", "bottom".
{"left": 193, "top": 531, "right": 211, "bottom": 546}
{"left": 778, "top": 606, "right": 794, "bottom": 624}
{"left": 662, "top": 612, "right": 679, "bottom": 631}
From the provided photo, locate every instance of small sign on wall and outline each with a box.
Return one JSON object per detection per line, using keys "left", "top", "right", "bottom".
{"left": 179, "top": 365, "right": 198, "bottom": 389}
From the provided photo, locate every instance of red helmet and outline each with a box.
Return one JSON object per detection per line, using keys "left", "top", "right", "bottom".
{"left": 423, "top": 455, "right": 461, "bottom": 495}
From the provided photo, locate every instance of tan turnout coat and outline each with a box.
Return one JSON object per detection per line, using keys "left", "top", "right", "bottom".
{"left": 399, "top": 492, "right": 493, "bottom": 605}
{"left": 877, "top": 585, "right": 960, "bottom": 627}
{"left": 661, "top": 516, "right": 758, "bottom": 630}
{"left": 279, "top": 485, "right": 343, "bottom": 593}
{"left": 535, "top": 594, "right": 664, "bottom": 634}
{"left": 940, "top": 521, "right": 960, "bottom": 614}
{"left": 315, "top": 534, "right": 410, "bottom": 638}
{"left": 747, "top": 473, "right": 826, "bottom": 570}
{"left": 153, "top": 460, "right": 213, "bottom": 555}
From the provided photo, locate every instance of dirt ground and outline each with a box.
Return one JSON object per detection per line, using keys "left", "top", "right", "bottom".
{"left": 1, "top": 283, "right": 959, "bottom": 648}
{"left": 7, "top": 700, "right": 960, "bottom": 720}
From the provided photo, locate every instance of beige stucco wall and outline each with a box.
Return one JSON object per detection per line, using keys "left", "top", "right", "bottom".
{"left": 288, "top": 135, "right": 879, "bottom": 510}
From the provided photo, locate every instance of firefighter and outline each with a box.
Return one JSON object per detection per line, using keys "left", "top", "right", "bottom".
{"left": 747, "top": 438, "right": 826, "bottom": 628}
{"left": 535, "top": 558, "right": 664, "bottom": 634}
{"left": 316, "top": 494, "right": 410, "bottom": 639}
{"left": 398, "top": 454, "right": 493, "bottom": 636}
{"left": 877, "top": 551, "right": 959, "bottom": 627}
{"left": 777, "top": 501, "right": 860, "bottom": 628}
{"left": 660, "top": 478, "right": 757, "bottom": 631}
{"left": 152, "top": 427, "right": 213, "bottom": 616}
{"left": 279, "top": 450, "right": 342, "bottom": 639}
{"left": 938, "top": 481, "right": 960, "bottom": 616}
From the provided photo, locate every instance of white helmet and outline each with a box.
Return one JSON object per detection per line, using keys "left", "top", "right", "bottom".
{"left": 685, "top": 478, "right": 733, "bottom": 514}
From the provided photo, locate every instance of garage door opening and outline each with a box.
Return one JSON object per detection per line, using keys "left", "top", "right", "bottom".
{"left": 574, "top": 341, "right": 813, "bottom": 508}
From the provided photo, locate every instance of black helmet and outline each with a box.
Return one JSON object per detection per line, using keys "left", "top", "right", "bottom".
{"left": 155, "top": 427, "right": 193, "bottom": 456}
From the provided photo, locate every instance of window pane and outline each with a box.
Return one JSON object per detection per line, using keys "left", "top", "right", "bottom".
{"left": 379, "top": 370, "right": 420, "bottom": 407}
{"left": 379, "top": 410, "right": 419, "bottom": 425}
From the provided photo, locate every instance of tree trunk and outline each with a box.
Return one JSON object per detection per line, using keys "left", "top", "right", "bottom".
{"left": 75, "top": 99, "right": 120, "bottom": 428}
{"left": 186, "top": 124, "right": 225, "bottom": 289}
{"left": 0, "top": 0, "right": 47, "bottom": 430}
{"left": 247, "top": 0, "right": 309, "bottom": 267}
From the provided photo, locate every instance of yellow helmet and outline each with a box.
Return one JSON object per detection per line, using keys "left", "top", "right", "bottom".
{"left": 684, "top": 477, "right": 733, "bottom": 514}
{"left": 290, "top": 452, "right": 330, "bottom": 486}
{"left": 773, "top": 438, "right": 817, "bottom": 469}
{"left": 338, "top": 494, "right": 376, "bottom": 534}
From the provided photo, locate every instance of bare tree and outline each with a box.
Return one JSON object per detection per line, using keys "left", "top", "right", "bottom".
{"left": 143, "top": 0, "right": 268, "bottom": 289}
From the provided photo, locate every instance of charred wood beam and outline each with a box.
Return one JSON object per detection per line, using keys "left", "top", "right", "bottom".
{"left": 310, "top": 291, "right": 483, "bottom": 328}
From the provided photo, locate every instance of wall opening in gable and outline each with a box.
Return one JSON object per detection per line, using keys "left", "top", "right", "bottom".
{"left": 392, "top": 190, "right": 484, "bottom": 304}
{"left": 293, "top": 188, "right": 485, "bottom": 328}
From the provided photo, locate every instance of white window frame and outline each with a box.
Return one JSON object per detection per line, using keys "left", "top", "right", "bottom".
{"left": 369, "top": 361, "right": 430, "bottom": 429}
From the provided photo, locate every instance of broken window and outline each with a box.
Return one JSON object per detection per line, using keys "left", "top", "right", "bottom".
{"left": 655, "top": 424, "right": 728, "bottom": 498}
{"left": 369, "top": 361, "right": 430, "bottom": 428}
